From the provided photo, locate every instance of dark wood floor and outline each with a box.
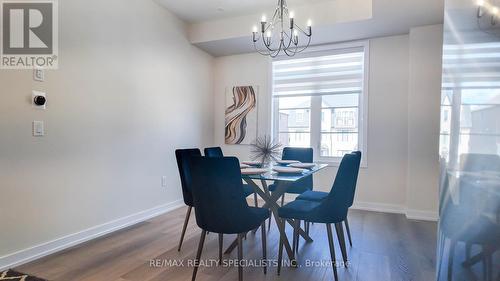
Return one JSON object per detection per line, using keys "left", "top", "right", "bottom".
{"left": 17, "top": 206, "right": 437, "bottom": 281}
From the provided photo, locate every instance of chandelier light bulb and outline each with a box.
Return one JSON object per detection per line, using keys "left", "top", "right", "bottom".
{"left": 477, "top": 0, "right": 485, "bottom": 17}
{"left": 252, "top": 26, "right": 258, "bottom": 33}
{"left": 261, "top": 15, "right": 267, "bottom": 23}
{"left": 293, "top": 29, "right": 299, "bottom": 37}
{"left": 289, "top": 11, "right": 295, "bottom": 19}
{"left": 493, "top": 6, "right": 499, "bottom": 14}
{"left": 266, "top": 31, "right": 272, "bottom": 38}
{"left": 307, "top": 19, "right": 312, "bottom": 27}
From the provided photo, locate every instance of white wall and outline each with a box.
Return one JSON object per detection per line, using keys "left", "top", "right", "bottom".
{"left": 213, "top": 54, "right": 272, "bottom": 159}
{"left": 0, "top": 0, "right": 213, "bottom": 266}
{"left": 406, "top": 25, "right": 443, "bottom": 218}
{"left": 213, "top": 27, "right": 443, "bottom": 220}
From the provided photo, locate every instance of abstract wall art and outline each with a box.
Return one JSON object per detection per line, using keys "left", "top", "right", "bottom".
{"left": 225, "top": 86, "right": 258, "bottom": 145}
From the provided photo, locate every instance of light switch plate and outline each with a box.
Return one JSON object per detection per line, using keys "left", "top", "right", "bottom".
{"left": 34, "top": 69, "right": 45, "bottom": 82}
{"left": 33, "top": 121, "right": 44, "bottom": 137}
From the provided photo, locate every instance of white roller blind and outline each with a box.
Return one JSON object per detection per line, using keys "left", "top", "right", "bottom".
{"left": 443, "top": 42, "right": 500, "bottom": 89}
{"left": 273, "top": 47, "right": 365, "bottom": 97}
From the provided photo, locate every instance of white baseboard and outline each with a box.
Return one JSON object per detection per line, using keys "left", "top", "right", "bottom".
{"left": 352, "top": 201, "right": 438, "bottom": 222}
{"left": 0, "top": 200, "right": 184, "bottom": 271}
{"left": 352, "top": 201, "right": 405, "bottom": 214}
{"left": 405, "top": 209, "right": 439, "bottom": 221}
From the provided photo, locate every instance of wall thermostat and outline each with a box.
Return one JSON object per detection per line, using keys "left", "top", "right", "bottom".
{"left": 32, "top": 90, "right": 47, "bottom": 109}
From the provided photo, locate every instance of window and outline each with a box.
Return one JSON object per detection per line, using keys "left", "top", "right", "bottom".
{"left": 272, "top": 42, "right": 369, "bottom": 165}
{"left": 440, "top": 42, "right": 500, "bottom": 163}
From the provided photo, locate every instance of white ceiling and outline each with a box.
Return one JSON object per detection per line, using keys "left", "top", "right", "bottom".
{"left": 190, "top": 0, "right": 445, "bottom": 56}
{"left": 155, "top": 0, "right": 330, "bottom": 23}
{"left": 154, "top": 0, "right": 445, "bottom": 56}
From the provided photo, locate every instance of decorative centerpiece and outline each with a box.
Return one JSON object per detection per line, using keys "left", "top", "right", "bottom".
{"left": 250, "top": 135, "right": 282, "bottom": 167}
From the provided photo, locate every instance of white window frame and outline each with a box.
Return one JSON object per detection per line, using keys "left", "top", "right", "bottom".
{"left": 271, "top": 41, "right": 370, "bottom": 167}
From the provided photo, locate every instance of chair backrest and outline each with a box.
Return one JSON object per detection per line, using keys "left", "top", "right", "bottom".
{"left": 348, "top": 151, "right": 362, "bottom": 207}
{"left": 313, "top": 152, "right": 361, "bottom": 223}
{"left": 282, "top": 147, "right": 314, "bottom": 192}
{"left": 282, "top": 147, "right": 314, "bottom": 163}
{"left": 204, "top": 147, "right": 224, "bottom": 158}
{"left": 189, "top": 156, "right": 257, "bottom": 234}
{"left": 175, "top": 148, "right": 202, "bottom": 206}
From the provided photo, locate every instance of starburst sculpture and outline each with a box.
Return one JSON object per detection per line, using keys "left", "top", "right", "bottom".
{"left": 250, "top": 135, "right": 282, "bottom": 166}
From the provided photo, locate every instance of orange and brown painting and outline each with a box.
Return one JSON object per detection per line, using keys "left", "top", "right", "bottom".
{"left": 225, "top": 86, "right": 258, "bottom": 144}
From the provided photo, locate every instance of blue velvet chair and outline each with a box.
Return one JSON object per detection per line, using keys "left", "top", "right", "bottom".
{"left": 189, "top": 156, "right": 269, "bottom": 281}
{"left": 203, "top": 146, "right": 224, "bottom": 158}
{"left": 267, "top": 147, "right": 314, "bottom": 230}
{"left": 296, "top": 151, "right": 362, "bottom": 246}
{"left": 277, "top": 152, "right": 361, "bottom": 281}
{"left": 175, "top": 148, "right": 202, "bottom": 252}
{"left": 268, "top": 147, "right": 314, "bottom": 205}
{"left": 204, "top": 147, "right": 258, "bottom": 206}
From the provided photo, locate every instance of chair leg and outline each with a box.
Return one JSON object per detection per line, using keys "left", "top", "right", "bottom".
{"left": 292, "top": 219, "right": 299, "bottom": 255}
{"left": 281, "top": 195, "right": 285, "bottom": 206}
{"left": 261, "top": 221, "right": 267, "bottom": 274}
{"left": 178, "top": 206, "right": 192, "bottom": 252}
{"left": 437, "top": 233, "right": 445, "bottom": 278}
{"left": 297, "top": 220, "right": 301, "bottom": 252}
{"left": 254, "top": 192, "right": 259, "bottom": 207}
{"left": 335, "top": 223, "right": 348, "bottom": 266}
{"left": 326, "top": 224, "right": 339, "bottom": 281}
{"left": 191, "top": 230, "right": 207, "bottom": 281}
{"left": 218, "top": 234, "right": 223, "bottom": 265}
{"left": 277, "top": 218, "right": 285, "bottom": 276}
{"left": 344, "top": 218, "right": 353, "bottom": 247}
{"left": 268, "top": 213, "right": 272, "bottom": 231}
{"left": 447, "top": 239, "right": 456, "bottom": 281}
{"left": 484, "top": 246, "right": 493, "bottom": 281}
{"left": 237, "top": 233, "right": 244, "bottom": 281}
{"left": 268, "top": 193, "right": 273, "bottom": 231}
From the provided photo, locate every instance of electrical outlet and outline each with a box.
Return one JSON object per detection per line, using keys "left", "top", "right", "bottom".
{"left": 162, "top": 176, "right": 167, "bottom": 187}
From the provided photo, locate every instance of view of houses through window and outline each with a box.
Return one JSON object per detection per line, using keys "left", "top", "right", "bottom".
{"left": 440, "top": 42, "right": 500, "bottom": 165}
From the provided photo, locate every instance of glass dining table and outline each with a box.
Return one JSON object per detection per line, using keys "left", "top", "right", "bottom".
{"left": 224, "top": 163, "right": 328, "bottom": 266}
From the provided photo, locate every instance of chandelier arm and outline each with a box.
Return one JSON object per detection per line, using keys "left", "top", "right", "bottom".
{"left": 271, "top": 41, "right": 285, "bottom": 58}
{"left": 294, "top": 36, "right": 312, "bottom": 53}
{"left": 253, "top": 40, "right": 274, "bottom": 56}
{"left": 283, "top": 46, "right": 296, "bottom": 57}
{"left": 293, "top": 25, "right": 312, "bottom": 37}
{"left": 271, "top": 4, "right": 280, "bottom": 21}
{"left": 282, "top": 30, "right": 295, "bottom": 50}
{"left": 263, "top": 40, "right": 281, "bottom": 53}
{"left": 284, "top": 40, "right": 300, "bottom": 57}
{"left": 263, "top": 23, "right": 273, "bottom": 34}
{"left": 261, "top": 36, "right": 277, "bottom": 52}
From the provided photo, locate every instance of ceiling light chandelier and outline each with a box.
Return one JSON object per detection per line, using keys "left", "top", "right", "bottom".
{"left": 252, "top": 0, "right": 312, "bottom": 58}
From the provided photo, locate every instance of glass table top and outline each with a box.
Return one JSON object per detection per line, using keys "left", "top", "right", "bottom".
{"left": 241, "top": 163, "right": 328, "bottom": 182}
